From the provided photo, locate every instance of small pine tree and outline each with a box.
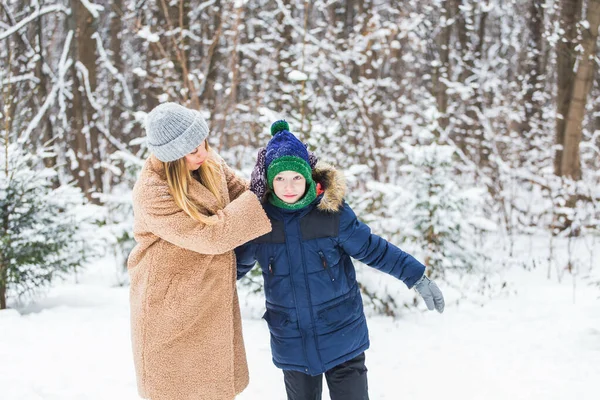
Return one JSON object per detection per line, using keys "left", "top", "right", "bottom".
{"left": 403, "top": 142, "right": 489, "bottom": 279}
{"left": 0, "top": 143, "right": 93, "bottom": 309}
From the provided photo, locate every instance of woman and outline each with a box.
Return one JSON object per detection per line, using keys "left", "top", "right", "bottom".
{"left": 127, "top": 102, "right": 272, "bottom": 400}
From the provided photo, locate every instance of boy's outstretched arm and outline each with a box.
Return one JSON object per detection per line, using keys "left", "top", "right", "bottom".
{"left": 336, "top": 201, "right": 425, "bottom": 287}
{"left": 336, "top": 202, "right": 444, "bottom": 312}
{"left": 235, "top": 243, "right": 257, "bottom": 280}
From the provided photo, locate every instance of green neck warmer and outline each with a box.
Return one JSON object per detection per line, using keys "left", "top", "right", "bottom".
{"left": 268, "top": 180, "right": 317, "bottom": 210}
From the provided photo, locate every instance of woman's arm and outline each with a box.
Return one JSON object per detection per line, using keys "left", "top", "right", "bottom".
{"left": 221, "top": 160, "right": 249, "bottom": 201}
{"left": 135, "top": 182, "right": 271, "bottom": 255}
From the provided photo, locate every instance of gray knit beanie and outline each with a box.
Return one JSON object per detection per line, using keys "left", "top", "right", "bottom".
{"left": 145, "top": 102, "right": 209, "bottom": 162}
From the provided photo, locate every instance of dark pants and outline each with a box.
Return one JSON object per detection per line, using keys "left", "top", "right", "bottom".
{"left": 283, "top": 353, "right": 369, "bottom": 400}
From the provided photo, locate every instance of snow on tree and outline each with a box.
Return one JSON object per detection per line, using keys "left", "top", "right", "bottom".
{"left": 401, "top": 143, "right": 491, "bottom": 278}
{"left": 0, "top": 143, "right": 98, "bottom": 309}
{"left": 1, "top": 0, "right": 599, "bottom": 309}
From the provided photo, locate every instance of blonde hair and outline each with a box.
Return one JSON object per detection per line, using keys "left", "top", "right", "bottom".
{"left": 163, "top": 143, "right": 224, "bottom": 225}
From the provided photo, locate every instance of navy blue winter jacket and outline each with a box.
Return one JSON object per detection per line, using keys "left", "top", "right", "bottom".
{"left": 235, "top": 163, "right": 426, "bottom": 376}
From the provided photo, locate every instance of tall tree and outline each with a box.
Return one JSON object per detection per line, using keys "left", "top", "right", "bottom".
{"left": 520, "top": 0, "right": 545, "bottom": 143}
{"left": 559, "top": 0, "right": 600, "bottom": 180}
{"left": 555, "top": 0, "right": 584, "bottom": 177}
{"left": 66, "top": 0, "right": 103, "bottom": 202}
{"left": 432, "top": 0, "right": 453, "bottom": 133}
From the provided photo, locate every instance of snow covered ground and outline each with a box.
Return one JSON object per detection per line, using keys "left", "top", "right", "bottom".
{"left": 1, "top": 237, "right": 599, "bottom": 400}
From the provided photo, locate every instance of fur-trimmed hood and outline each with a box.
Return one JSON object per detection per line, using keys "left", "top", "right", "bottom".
{"left": 312, "top": 161, "right": 346, "bottom": 212}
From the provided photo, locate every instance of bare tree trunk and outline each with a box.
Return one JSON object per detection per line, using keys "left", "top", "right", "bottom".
{"left": 346, "top": 0, "right": 361, "bottom": 83}
{"left": 109, "top": 0, "right": 124, "bottom": 135}
{"left": 67, "top": 0, "right": 102, "bottom": 203}
{"left": 215, "top": 4, "right": 244, "bottom": 151}
{"left": 345, "top": 0, "right": 356, "bottom": 39}
{"left": 36, "top": 16, "right": 58, "bottom": 175}
{"left": 200, "top": 0, "right": 224, "bottom": 110}
{"left": 453, "top": 0, "right": 470, "bottom": 154}
{"left": 453, "top": 0, "right": 487, "bottom": 168}
{"left": 433, "top": 0, "right": 452, "bottom": 132}
{"left": 276, "top": 0, "right": 294, "bottom": 106}
{"left": 0, "top": 263, "right": 6, "bottom": 309}
{"left": 521, "top": 0, "right": 545, "bottom": 141}
{"left": 298, "top": 0, "right": 312, "bottom": 135}
{"left": 561, "top": 0, "right": 600, "bottom": 179}
{"left": 475, "top": 6, "right": 489, "bottom": 168}
{"left": 357, "top": 0, "right": 383, "bottom": 181}
{"left": 555, "top": 0, "right": 583, "bottom": 176}
{"left": 455, "top": 0, "right": 472, "bottom": 83}
{"left": 158, "top": 0, "right": 196, "bottom": 107}
{"left": 0, "top": 202, "right": 8, "bottom": 310}
{"left": 1, "top": 42, "right": 11, "bottom": 309}
{"left": 1, "top": 27, "right": 15, "bottom": 145}
{"left": 2, "top": 2, "right": 56, "bottom": 171}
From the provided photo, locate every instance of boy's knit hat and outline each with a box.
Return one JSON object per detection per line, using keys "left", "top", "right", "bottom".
{"left": 145, "top": 102, "right": 209, "bottom": 162}
{"left": 265, "top": 120, "right": 317, "bottom": 210}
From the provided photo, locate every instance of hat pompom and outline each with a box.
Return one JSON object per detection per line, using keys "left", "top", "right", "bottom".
{"left": 270, "top": 120, "right": 289, "bottom": 136}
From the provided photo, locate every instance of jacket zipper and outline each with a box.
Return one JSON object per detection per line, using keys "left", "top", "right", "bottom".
{"left": 267, "top": 256, "right": 274, "bottom": 296}
{"left": 298, "top": 227, "right": 324, "bottom": 374}
{"left": 268, "top": 256, "right": 274, "bottom": 275}
{"left": 318, "top": 251, "right": 335, "bottom": 282}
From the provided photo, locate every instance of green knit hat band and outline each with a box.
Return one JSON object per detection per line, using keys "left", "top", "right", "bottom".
{"left": 267, "top": 156, "right": 313, "bottom": 189}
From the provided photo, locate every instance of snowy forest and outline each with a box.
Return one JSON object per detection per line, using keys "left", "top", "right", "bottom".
{"left": 1, "top": 1, "right": 600, "bottom": 399}
{"left": 1, "top": 0, "right": 599, "bottom": 311}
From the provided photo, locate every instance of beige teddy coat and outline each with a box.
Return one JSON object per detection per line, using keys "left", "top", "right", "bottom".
{"left": 127, "top": 155, "right": 271, "bottom": 400}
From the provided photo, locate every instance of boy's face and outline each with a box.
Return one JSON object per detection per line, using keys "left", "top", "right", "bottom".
{"left": 273, "top": 171, "right": 306, "bottom": 204}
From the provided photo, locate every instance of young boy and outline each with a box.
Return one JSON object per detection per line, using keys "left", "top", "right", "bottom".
{"left": 236, "top": 120, "right": 444, "bottom": 400}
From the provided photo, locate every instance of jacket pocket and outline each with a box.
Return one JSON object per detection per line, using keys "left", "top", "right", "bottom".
{"left": 263, "top": 308, "right": 290, "bottom": 327}
{"left": 318, "top": 250, "right": 335, "bottom": 282}
{"left": 263, "top": 304, "right": 300, "bottom": 338}
{"left": 317, "top": 290, "right": 362, "bottom": 330}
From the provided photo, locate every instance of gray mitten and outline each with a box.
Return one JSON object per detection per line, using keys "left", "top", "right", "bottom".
{"left": 414, "top": 275, "right": 445, "bottom": 313}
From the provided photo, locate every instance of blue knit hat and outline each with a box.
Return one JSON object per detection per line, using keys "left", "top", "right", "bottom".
{"left": 265, "top": 120, "right": 317, "bottom": 210}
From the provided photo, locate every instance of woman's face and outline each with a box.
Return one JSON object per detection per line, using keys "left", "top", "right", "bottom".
{"left": 272, "top": 171, "right": 306, "bottom": 204}
{"left": 184, "top": 141, "right": 208, "bottom": 171}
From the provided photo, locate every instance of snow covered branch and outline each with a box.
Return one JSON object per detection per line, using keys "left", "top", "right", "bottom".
{"left": 91, "top": 33, "right": 133, "bottom": 108}
{"left": 19, "top": 30, "right": 74, "bottom": 144}
{"left": 75, "top": 61, "right": 102, "bottom": 112}
{"left": 0, "top": 4, "right": 70, "bottom": 41}
{"left": 79, "top": 0, "right": 104, "bottom": 19}
{"left": 1, "top": 73, "right": 40, "bottom": 85}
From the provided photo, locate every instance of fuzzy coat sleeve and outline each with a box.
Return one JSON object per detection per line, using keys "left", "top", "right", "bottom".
{"left": 134, "top": 181, "right": 271, "bottom": 255}
{"left": 221, "top": 160, "right": 249, "bottom": 201}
